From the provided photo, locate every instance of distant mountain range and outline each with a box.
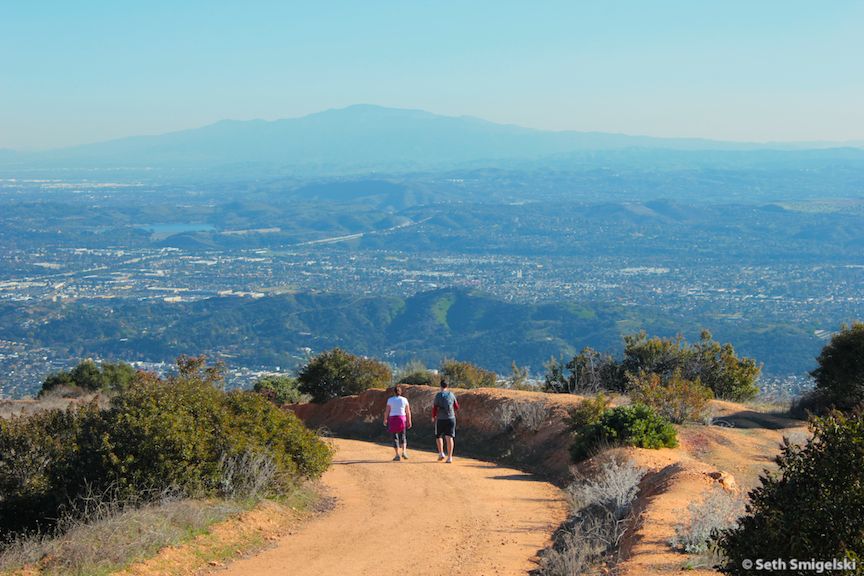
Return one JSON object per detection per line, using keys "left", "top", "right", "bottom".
{"left": 3, "top": 105, "right": 862, "bottom": 174}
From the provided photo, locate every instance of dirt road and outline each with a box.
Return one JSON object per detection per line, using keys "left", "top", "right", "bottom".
{"left": 218, "top": 439, "right": 566, "bottom": 576}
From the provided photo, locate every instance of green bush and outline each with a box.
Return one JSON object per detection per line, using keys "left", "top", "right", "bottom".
{"left": 714, "top": 412, "right": 864, "bottom": 574}
{"left": 565, "top": 393, "right": 611, "bottom": 430}
{"left": 253, "top": 375, "right": 305, "bottom": 405}
{"left": 440, "top": 359, "right": 497, "bottom": 389}
{"left": 629, "top": 370, "right": 713, "bottom": 424}
{"left": 570, "top": 403, "right": 678, "bottom": 461}
{"left": 297, "top": 348, "right": 392, "bottom": 403}
{"left": 810, "top": 322, "right": 864, "bottom": 412}
{"left": 0, "top": 404, "right": 96, "bottom": 533}
{"left": 0, "top": 356, "right": 332, "bottom": 538}
{"left": 39, "top": 359, "right": 137, "bottom": 396}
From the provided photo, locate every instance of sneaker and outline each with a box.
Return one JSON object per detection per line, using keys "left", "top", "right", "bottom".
{"left": 437, "top": 453, "right": 446, "bottom": 461}
{"left": 392, "top": 455, "right": 401, "bottom": 461}
{"left": 401, "top": 452, "right": 409, "bottom": 459}
{"left": 446, "top": 457, "right": 453, "bottom": 463}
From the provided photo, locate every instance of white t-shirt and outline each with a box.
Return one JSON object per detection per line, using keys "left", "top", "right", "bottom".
{"left": 387, "top": 395, "right": 409, "bottom": 417}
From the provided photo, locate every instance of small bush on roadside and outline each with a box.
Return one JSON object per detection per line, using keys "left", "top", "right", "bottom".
{"left": 570, "top": 403, "right": 678, "bottom": 461}
{"left": 670, "top": 488, "right": 746, "bottom": 566}
{"left": 565, "top": 393, "right": 611, "bottom": 430}
{"left": 494, "top": 399, "right": 551, "bottom": 432}
{"left": 0, "top": 356, "right": 332, "bottom": 539}
{"left": 537, "top": 458, "right": 646, "bottom": 576}
{"left": 713, "top": 412, "right": 864, "bottom": 575}
{"left": 629, "top": 370, "right": 714, "bottom": 424}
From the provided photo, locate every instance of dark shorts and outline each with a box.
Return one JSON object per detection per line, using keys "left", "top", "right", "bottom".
{"left": 435, "top": 418, "right": 456, "bottom": 438}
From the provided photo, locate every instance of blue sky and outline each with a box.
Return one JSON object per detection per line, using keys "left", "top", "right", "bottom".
{"left": 2, "top": 1, "right": 862, "bottom": 149}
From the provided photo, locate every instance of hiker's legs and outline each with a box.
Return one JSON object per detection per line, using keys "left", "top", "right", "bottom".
{"left": 398, "top": 431, "right": 408, "bottom": 455}
{"left": 393, "top": 433, "right": 401, "bottom": 456}
{"left": 435, "top": 436, "right": 444, "bottom": 455}
{"left": 445, "top": 435, "right": 454, "bottom": 458}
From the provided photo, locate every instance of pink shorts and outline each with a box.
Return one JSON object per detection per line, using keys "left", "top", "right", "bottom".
{"left": 388, "top": 415, "right": 407, "bottom": 434}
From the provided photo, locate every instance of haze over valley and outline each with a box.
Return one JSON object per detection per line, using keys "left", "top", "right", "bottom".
{"left": 1, "top": 106, "right": 862, "bottom": 398}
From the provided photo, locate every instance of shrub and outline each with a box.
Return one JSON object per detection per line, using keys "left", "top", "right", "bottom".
{"left": 538, "top": 458, "right": 645, "bottom": 576}
{"left": 570, "top": 403, "right": 678, "bottom": 461}
{"left": 253, "top": 375, "right": 305, "bottom": 405}
{"left": 39, "top": 359, "right": 137, "bottom": 397}
{"left": 810, "top": 322, "right": 864, "bottom": 412}
{"left": 493, "top": 399, "right": 551, "bottom": 432}
{"left": 440, "top": 359, "right": 497, "bottom": 389}
{"left": 0, "top": 403, "right": 96, "bottom": 533}
{"left": 565, "top": 393, "right": 611, "bottom": 430}
{"left": 670, "top": 488, "right": 745, "bottom": 563}
{"left": 599, "top": 404, "right": 678, "bottom": 449}
{"left": 629, "top": 370, "right": 713, "bottom": 424}
{"left": 297, "top": 348, "right": 392, "bottom": 403}
{"left": 713, "top": 412, "right": 864, "bottom": 574}
{"left": 0, "top": 356, "right": 332, "bottom": 538}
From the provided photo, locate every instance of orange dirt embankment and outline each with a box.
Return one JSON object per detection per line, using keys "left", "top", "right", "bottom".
{"left": 290, "top": 385, "right": 587, "bottom": 485}
{"left": 616, "top": 402, "right": 808, "bottom": 576}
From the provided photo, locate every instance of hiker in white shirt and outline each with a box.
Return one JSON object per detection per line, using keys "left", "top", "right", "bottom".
{"left": 384, "top": 385, "right": 412, "bottom": 461}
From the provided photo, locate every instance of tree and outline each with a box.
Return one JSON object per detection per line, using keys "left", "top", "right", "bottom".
{"left": 622, "top": 331, "right": 760, "bottom": 402}
{"left": 297, "top": 348, "right": 392, "bottom": 403}
{"left": 253, "top": 375, "right": 304, "bottom": 405}
{"left": 810, "top": 322, "right": 864, "bottom": 411}
{"left": 622, "top": 332, "right": 687, "bottom": 381}
{"left": 687, "top": 330, "right": 760, "bottom": 402}
{"left": 505, "top": 361, "right": 532, "bottom": 390}
{"left": 440, "top": 359, "right": 497, "bottom": 389}
{"left": 715, "top": 412, "right": 864, "bottom": 574}
{"left": 395, "top": 359, "right": 441, "bottom": 386}
{"left": 544, "top": 348, "right": 621, "bottom": 393}
{"left": 39, "top": 359, "right": 137, "bottom": 396}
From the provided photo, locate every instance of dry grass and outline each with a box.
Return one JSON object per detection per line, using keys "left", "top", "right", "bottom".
{"left": 0, "top": 494, "right": 247, "bottom": 576}
{"left": 0, "top": 391, "right": 107, "bottom": 420}
{"left": 536, "top": 457, "right": 646, "bottom": 576}
{"left": 0, "top": 483, "right": 318, "bottom": 576}
{"left": 494, "top": 399, "right": 552, "bottom": 432}
{"left": 669, "top": 487, "right": 747, "bottom": 568}
{"left": 0, "top": 448, "right": 312, "bottom": 576}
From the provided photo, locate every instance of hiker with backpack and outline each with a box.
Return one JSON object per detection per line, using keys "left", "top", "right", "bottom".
{"left": 384, "top": 385, "right": 412, "bottom": 461}
{"left": 432, "top": 380, "right": 459, "bottom": 463}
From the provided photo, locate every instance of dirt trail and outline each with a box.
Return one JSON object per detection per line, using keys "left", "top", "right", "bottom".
{"left": 215, "top": 439, "right": 566, "bottom": 576}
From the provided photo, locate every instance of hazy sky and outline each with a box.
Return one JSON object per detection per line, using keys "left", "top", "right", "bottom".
{"left": 2, "top": 1, "right": 863, "bottom": 149}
